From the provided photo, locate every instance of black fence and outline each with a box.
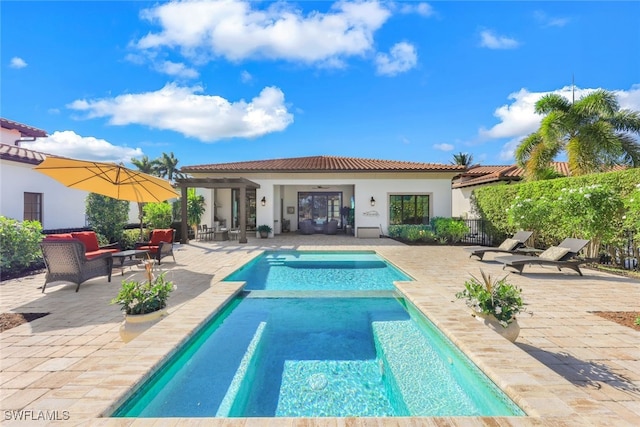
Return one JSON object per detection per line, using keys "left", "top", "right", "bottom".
{"left": 459, "top": 219, "right": 638, "bottom": 270}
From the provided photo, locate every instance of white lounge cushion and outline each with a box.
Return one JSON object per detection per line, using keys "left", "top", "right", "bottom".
{"left": 499, "top": 238, "right": 520, "bottom": 251}
{"left": 539, "top": 246, "right": 571, "bottom": 261}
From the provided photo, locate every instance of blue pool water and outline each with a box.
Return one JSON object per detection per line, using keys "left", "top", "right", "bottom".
{"left": 113, "top": 250, "right": 524, "bottom": 418}
{"left": 114, "top": 295, "right": 524, "bottom": 417}
{"left": 222, "top": 251, "right": 412, "bottom": 290}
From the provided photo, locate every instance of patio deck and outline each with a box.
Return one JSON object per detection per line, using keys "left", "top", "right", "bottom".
{"left": 1, "top": 234, "right": 638, "bottom": 426}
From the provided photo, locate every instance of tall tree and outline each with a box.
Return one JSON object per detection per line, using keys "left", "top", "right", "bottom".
{"left": 451, "top": 152, "right": 474, "bottom": 168}
{"left": 515, "top": 89, "right": 640, "bottom": 180}
{"left": 130, "top": 155, "right": 159, "bottom": 176}
{"left": 156, "top": 152, "right": 183, "bottom": 181}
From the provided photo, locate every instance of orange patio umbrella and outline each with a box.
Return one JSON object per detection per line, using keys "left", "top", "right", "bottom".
{"left": 34, "top": 156, "right": 178, "bottom": 203}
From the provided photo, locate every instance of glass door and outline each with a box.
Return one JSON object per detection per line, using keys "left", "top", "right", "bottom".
{"left": 297, "top": 192, "right": 343, "bottom": 227}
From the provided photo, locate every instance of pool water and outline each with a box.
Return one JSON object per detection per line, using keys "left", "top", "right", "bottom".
{"left": 222, "top": 251, "right": 412, "bottom": 290}
{"left": 114, "top": 295, "right": 524, "bottom": 418}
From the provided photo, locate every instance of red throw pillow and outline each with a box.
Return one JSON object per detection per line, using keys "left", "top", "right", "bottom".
{"left": 150, "top": 229, "right": 173, "bottom": 245}
{"left": 71, "top": 231, "right": 100, "bottom": 252}
{"left": 44, "top": 233, "right": 73, "bottom": 240}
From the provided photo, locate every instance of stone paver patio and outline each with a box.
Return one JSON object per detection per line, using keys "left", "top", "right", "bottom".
{"left": 1, "top": 234, "right": 638, "bottom": 426}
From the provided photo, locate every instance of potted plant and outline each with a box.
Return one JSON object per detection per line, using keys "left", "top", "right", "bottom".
{"left": 455, "top": 270, "right": 526, "bottom": 342}
{"left": 111, "top": 259, "right": 175, "bottom": 342}
{"left": 257, "top": 224, "right": 272, "bottom": 238}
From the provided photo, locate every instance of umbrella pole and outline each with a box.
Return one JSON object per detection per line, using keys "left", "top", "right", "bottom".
{"left": 138, "top": 203, "right": 145, "bottom": 242}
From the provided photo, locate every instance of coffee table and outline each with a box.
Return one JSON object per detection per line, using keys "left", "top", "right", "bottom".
{"left": 112, "top": 249, "right": 150, "bottom": 275}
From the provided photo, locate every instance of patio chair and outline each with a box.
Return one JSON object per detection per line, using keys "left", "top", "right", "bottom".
{"left": 40, "top": 239, "right": 113, "bottom": 293}
{"left": 299, "top": 219, "right": 315, "bottom": 235}
{"left": 135, "top": 229, "right": 176, "bottom": 265}
{"left": 324, "top": 219, "right": 338, "bottom": 235}
{"left": 495, "top": 238, "right": 590, "bottom": 276}
{"left": 465, "top": 231, "right": 534, "bottom": 260}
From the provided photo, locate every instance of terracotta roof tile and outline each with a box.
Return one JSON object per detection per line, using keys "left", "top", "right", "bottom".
{"left": 1, "top": 118, "right": 47, "bottom": 138}
{"left": 0, "top": 143, "right": 47, "bottom": 165}
{"left": 182, "top": 155, "right": 465, "bottom": 173}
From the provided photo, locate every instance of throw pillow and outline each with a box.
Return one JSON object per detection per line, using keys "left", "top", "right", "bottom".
{"left": 498, "top": 238, "right": 519, "bottom": 251}
{"left": 150, "top": 229, "right": 173, "bottom": 245}
{"left": 539, "top": 246, "right": 571, "bottom": 261}
{"left": 71, "top": 231, "right": 99, "bottom": 252}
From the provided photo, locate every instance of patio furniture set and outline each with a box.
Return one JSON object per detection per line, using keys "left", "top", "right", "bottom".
{"left": 40, "top": 229, "right": 176, "bottom": 292}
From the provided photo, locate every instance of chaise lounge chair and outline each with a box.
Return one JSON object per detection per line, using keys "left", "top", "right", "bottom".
{"left": 495, "top": 238, "right": 590, "bottom": 276}
{"left": 465, "top": 230, "right": 534, "bottom": 260}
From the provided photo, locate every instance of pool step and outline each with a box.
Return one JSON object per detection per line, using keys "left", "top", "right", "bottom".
{"left": 372, "top": 320, "right": 468, "bottom": 416}
{"left": 276, "top": 359, "right": 395, "bottom": 417}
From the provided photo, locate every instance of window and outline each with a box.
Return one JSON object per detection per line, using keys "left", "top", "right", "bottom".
{"left": 24, "top": 192, "right": 43, "bottom": 223}
{"left": 389, "top": 195, "right": 430, "bottom": 225}
{"left": 297, "top": 192, "right": 342, "bottom": 226}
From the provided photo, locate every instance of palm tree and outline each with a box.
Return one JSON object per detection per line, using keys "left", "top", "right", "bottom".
{"left": 515, "top": 89, "right": 640, "bottom": 180}
{"left": 156, "top": 152, "right": 184, "bottom": 182}
{"left": 130, "top": 155, "right": 159, "bottom": 176}
{"left": 451, "top": 152, "right": 474, "bottom": 168}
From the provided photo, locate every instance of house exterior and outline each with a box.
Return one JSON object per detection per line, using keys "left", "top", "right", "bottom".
{"left": 0, "top": 118, "right": 138, "bottom": 230}
{"left": 180, "top": 156, "right": 465, "bottom": 239}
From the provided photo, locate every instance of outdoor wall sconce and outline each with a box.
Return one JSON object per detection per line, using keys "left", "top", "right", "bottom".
{"left": 370, "top": 196, "right": 376, "bottom": 206}
{"left": 261, "top": 196, "right": 266, "bottom": 206}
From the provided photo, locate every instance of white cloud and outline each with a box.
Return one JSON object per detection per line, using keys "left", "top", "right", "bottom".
{"left": 67, "top": 83, "right": 294, "bottom": 142}
{"left": 22, "top": 131, "right": 143, "bottom": 163}
{"left": 533, "top": 11, "right": 570, "bottom": 28}
{"left": 478, "top": 85, "right": 640, "bottom": 161}
{"left": 135, "top": 0, "right": 391, "bottom": 68}
{"left": 240, "top": 70, "right": 253, "bottom": 83}
{"left": 433, "top": 143, "right": 454, "bottom": 151}
{"left": 479, "top": 30, "right": 519, "bottom": 49}
{"left": 10, "top": 57, "right": 27, "bottom": 69}
{"left": 375, "top": 42, "right": 417, "bottom": 76}
{"left": 399, "top": 2, "right": 435, "bottom": 17}
{"left": 155, "top": 60, "right": 199, "bottom": 79}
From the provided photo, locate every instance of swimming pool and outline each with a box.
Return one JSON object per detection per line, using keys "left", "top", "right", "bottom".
{"left": 222, "top": 250, "right": 412, "bottom": 291}
{"left": 114, "top": 294, "right": 524, "bottom": 417}
{"left": 114, "top": 251, "right": 524, "bottom": 418}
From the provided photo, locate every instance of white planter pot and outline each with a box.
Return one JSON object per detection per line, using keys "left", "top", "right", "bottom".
{"left": 119, "top": 308, "right": 167, "bottom": 343}
{"left": 473, "top": 312, "right": 520, "bottom": 342}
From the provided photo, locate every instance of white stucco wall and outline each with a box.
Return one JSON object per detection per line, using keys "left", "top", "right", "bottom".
{"left": 452, "top": 187, "right": 476, "bottom": 219}
{"left": 0, "top": 159, "right": 88, "bottom": 229}
{"left": 250, "top": 176, "right": 454, "bottom": 237}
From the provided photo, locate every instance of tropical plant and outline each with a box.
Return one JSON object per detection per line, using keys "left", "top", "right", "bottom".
{"left": 156, "top": 152, "right": 184, "bottom": 182}
{"left": 130, "top": 155, "right": 159, "bottom": 175}
{"left": 85, "top": 193, "right": 129, "bottom": 243}
{"left": 515, "top": 89, "right": 640, "bottom": 180}
{"left": 257, "top": 224, "right": 272, "bottom": 233}
{"left": 431, "top": 217, "right": 469, "bottom": 243}
{"left": 187, "top": 188, "right": 206, "bottom": 228}
{"left": 111, "top": 259, "right": 174, "bottom": 315}
{"left": 0, "top": 217, "right": 43, "bottom": 273}
{"left": 451, "top": 152, "right": 474, "bottom": 167}
{"left": 456, "top": 270, "right": 525, "bottom": 326}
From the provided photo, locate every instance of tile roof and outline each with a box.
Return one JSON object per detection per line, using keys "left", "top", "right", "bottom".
{"left": 1, "top": 118, "right": 47, "bottom": 138}
{"left": 453, "top": 161, "right": 626, "bottom": 188}
{"left": 182, "top": 155, "right": 466, "bottom": 173}
{"left": 0, "top": 143, "right": 47, "bottom": 165}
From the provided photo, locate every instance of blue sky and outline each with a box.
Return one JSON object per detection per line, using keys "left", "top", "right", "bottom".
{"left": 3, "top": 1, "right": 639, "bottom": 170}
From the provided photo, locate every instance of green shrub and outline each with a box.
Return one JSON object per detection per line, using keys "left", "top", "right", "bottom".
{"left": 431, "top": 217, "right": 469, "bottom": 243}
{"left": 120, "top": 229, "right": 148, "bottom": 250}
{"left": 86, "top": 193, "right": 129, "bottom": 243}
{"left": 0, "top": 217, "right": 43, "bottom": 273}
{"left": 143, "top": 202, "right": 173, "bottom": 230}
{"left": 387, "top": 224, "right": 435, "bottom": 242}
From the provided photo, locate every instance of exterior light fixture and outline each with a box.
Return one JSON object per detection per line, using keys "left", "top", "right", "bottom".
{"left": 370, "top": 196, "right": 376, "bottom": 206}
{"left": 261, "top": 196, "right": 266, "bottom": 206}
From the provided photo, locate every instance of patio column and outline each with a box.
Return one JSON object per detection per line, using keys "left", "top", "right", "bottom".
{"left": 239, "top": 186, "right": 247, "bottom": 243}
{"left": 180, "top": 185, "right": 188, "bottom": 244}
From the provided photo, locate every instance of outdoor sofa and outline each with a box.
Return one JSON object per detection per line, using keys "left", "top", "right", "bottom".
{"left": 40, "top": 239, "right": 113, "bottom": 292}
{"left": 43, "top": 231, "right": 120, "bottom": 259}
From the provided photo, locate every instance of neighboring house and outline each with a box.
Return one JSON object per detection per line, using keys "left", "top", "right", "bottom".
{"left": 0, "top": 118, "right": 138, "bottom": 230}
{"left": 180, "top": 156, "right": 465, "bottom": 238}
{"left": 450, "top": 162, "right": 622, "bottom": 218}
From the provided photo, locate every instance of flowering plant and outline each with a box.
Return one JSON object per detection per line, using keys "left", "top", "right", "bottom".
{"left": 455, "top": 270, "right": 525, "bottom": 327}
{"left": 111, "top": 259, "right": 174, "bottom": 315}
